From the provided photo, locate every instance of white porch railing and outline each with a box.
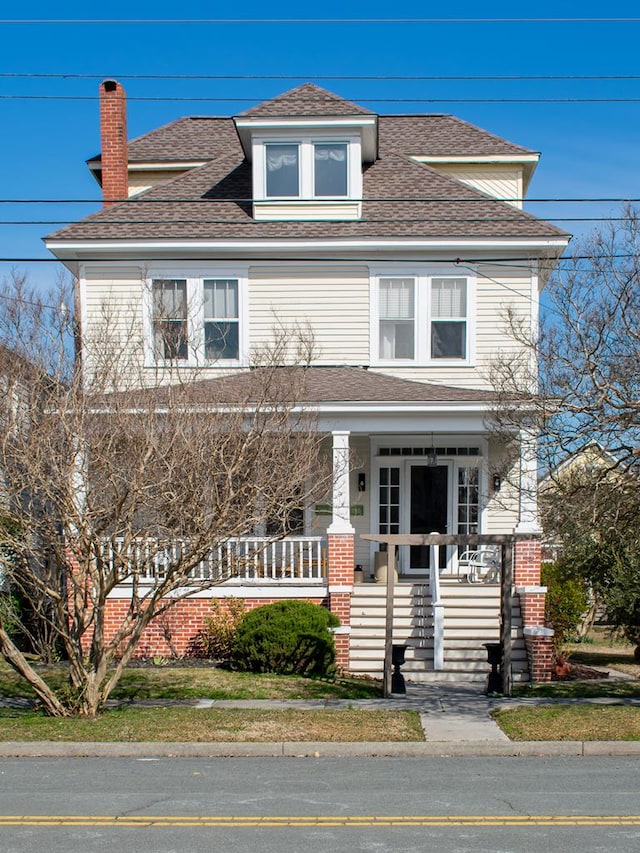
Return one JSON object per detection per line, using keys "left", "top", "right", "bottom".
{"left": 429, "top": 542, "right": 444, "bottom": 671}
{"left": 101, "top": 536, "right": 326, "bottom": 585}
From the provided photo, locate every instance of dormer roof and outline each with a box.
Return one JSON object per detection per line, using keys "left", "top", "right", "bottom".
{"left": 237, "top": 83, "right": 375, "bottom": 118}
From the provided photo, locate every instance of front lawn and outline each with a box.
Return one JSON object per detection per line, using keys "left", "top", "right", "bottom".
{"left": 0, "top": 706, "right": 423, "bottom": 742}
{"left": 492, "top": 704, "right": 640, "bottom": 741}
{"left": 0, "top": 660, "right": 382, "bottom": 704}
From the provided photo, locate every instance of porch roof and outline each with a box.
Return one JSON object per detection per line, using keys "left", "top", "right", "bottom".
{"left": 129, "top": 366, "right": 498, "bottom": 407}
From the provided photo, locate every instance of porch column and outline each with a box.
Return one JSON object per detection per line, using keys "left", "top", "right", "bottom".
{"left": 514, "top": 427, "right": 541, "bottom": 535}
{"left": 327, "top": 430, "right": 354, "bottom": 671}
{"left": 513, "top": 429, "right": 553, "bottom": 680}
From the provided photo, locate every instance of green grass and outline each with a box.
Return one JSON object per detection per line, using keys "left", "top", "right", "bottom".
{"left": 493, "top": 704, "right": 640, "bottom": 741}
{"left": 0, "top": 706, "right": 423, "bottom": 742}
{"left": 513, "top": 680, "right": 640, "bottom": 699}
{"left": 0, "top": 660, "right": 382, "bottom": 703}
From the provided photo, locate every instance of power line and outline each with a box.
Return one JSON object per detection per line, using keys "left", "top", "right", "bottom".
{"left": 2, "top": 73, "right": 640, "bottom": 81}
{"left": 0, "top": 197, "right": 636, "bottom": 204}
{"left": 0, "top": 217, "right": 627, "bottom": 226}
{"left": 1, "top": 17, "right": 639, "bottom": 24}
{"left": 3, "top": 94, "right": 640, "bottom": 103}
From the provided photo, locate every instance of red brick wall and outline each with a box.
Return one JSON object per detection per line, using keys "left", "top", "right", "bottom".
{"left": 100, "top": 79, "right": 128, "bottom": 205}
{"left": 525, "top": 636, "right": 555, "bottom": 682}
{"left": 514, "top": 539, "right": 542, "bottom": 587}
{"left": 80, "top": 595, "right": 327, "bottom": 658}
{"left": 327, "top": 533, "right": 354, "bottom": 671}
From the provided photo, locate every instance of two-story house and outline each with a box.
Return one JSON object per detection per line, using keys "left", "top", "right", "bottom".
{"left": 45, "top": 81, "right": 569, "bottom": 681}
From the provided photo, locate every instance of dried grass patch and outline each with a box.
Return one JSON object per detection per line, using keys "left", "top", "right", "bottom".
{"left": 0, "top": 707, "right": 424, "bottom": 742}
{"left": 493, "top": 704, "right": 640, "bottom": 741}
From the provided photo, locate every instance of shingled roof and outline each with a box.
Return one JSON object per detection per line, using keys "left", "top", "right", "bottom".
{"left": 238, "top": 82, "right": 374, "bottom": 118}
{"left": 53, "top": 84, "right": 566, "bottom": 244}
{"left": 118, "top": 366, "right": 497, "bottom": 407}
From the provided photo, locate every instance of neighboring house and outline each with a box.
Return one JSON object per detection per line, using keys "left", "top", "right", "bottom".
{"left": 539, "top": 442, "right": 626, "bottom": 563}
{"left": 44, "top": 81, "right": 570, "bottom": 681}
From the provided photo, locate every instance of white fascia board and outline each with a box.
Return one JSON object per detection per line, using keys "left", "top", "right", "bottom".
{"left": 235, "top": 116, "right": 378, "bottom": 162}
{"left": 127, "top": 161, "right": 207, "bottom": 171}
{"left": 88, "top": 160, "right": 207, "bottom": 172}
{"left": 45, "top": 237, "right": 570, "bottom": 257}
{"left": 412, "top": 154, "right": 540, "bottom": 164}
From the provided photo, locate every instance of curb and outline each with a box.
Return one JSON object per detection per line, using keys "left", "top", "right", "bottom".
{"left": 1, "top": 740, "right": 640, "bottom": 758}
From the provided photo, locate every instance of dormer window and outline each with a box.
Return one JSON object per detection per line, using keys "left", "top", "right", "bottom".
{"left": 266, "top": 143, "right": 299, "bottom": 197}
{"left": 263, "top": 139, "right": 350, "bottom": 200}
{"left": 250, "top": 134, "right": 363, "bottom": 220}
{"left": 314, "top": 143, "right": 348, "bottom": 196}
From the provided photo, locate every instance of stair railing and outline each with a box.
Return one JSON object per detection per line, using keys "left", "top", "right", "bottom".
{"left": 429, "top": 537, "right": 444, "bottom": 670}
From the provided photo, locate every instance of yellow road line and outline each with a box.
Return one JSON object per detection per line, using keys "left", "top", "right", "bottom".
{"left": 1, "top": 815, "right": 640, "bottom": 827}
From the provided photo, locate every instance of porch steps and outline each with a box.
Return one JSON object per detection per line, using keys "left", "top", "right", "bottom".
{"left": 348, "top": 580, "right": 528, "bottom": 684}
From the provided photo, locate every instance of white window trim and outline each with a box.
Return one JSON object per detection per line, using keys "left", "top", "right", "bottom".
{"left": 370, "top": 267, "right": 476, "bottom": 367}
{"left": 142, "top": 264, "right": 249, "bottom": 368}
{"left": 253, "top": 133, "right": 362, "bottom": 202}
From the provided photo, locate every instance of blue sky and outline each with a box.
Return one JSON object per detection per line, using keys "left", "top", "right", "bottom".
{"left": 1, "top": 1, "right": 639, "bottom": 292}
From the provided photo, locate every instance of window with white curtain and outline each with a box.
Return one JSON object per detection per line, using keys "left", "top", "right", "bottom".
{"left": 378, "top": 277, "right": 415, "bottom": 359}
{"left": 431, "top": 277, "right": 467, "bottom": 359}
{"left": 314, "top": 142, "right": 348, "bottom": 196}
{"left": 373, "top": 273, "right": 471, "bottom": 363}
{"left": 263, "top": 139, "right": 351, "bottom": 199}
{"left": 265, "top": 143, "right": 299, "bottom": 197}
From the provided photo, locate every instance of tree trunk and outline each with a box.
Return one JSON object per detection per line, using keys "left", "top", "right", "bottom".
{"left": 0, "top": 622, "right": 70, "bottom": 717}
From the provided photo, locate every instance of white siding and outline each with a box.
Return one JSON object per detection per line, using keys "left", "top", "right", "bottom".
{"left": 249, "top": 265, "right": 370, "bottom": 364}
{"left": 430, "top": 164, "right": 523, "bottom": 207}
{"left": 127, "top": 169, "right": 191, "bottom": 197}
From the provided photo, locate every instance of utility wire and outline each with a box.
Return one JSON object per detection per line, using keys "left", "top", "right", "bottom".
{"left": 3, "top": 94, "right": 640, "bottom": 103}
{"left": 0, "top": 217, "right": 623, "bottom": 226}
{"left": 0, "top": 197, "right": 636, "bottom": 204}
{"left": 2, "top": 73, "right": 640, "bottom": 81}
{"left": 1, "top": 17, "right": 639, "bottom": 24}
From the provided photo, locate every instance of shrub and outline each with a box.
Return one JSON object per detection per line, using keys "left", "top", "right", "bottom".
{"left": 541, "top": 561, "right": 590, "bottom": 653}
{"left": 188, "top": 598, "right": 246, "bottom": 660}
{"left": 231, "top": 600, "right": 339, "bottom": 677}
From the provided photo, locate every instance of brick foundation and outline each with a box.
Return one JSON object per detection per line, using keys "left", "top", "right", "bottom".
{"left": 79, "top": 595, "right": 327, "bottom": 658}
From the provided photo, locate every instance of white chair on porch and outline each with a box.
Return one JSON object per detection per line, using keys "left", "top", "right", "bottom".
{"left": 457, "top": 546, "right": 500, "bottom": 583}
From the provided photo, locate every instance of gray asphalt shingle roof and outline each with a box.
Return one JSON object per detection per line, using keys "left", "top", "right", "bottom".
{"left": 127, "top": 366, "right": 497, "bottom": 406}
{"left": 55, "top": 84, "right": 565, "bottom": 244}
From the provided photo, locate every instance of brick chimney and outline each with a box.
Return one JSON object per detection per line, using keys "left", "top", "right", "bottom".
{"left": 99, "top": 79, "right": 128, "bottom": 206}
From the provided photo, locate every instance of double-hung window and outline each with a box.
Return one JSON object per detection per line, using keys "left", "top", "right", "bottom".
{"left": 150, "top": 271, "right": 245, "bottom": 365}
{"left": 153, "top": 278, "right": 188, "bottom": 361}
{"left": 203, "top": 279, "right": 239, "bottom": 360}
{"left": 374, "top": 272, "right": 471, "bottom": 364}
{"left": 431, "top": 277, "right": 467, "bottom": 359}
{"left": 378, "top": 277, "right": 415, "bottom": 360}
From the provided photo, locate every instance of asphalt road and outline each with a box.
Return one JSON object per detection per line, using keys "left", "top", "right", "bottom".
{"left": 1, "top": 756, "right": 640, "bottom": 852}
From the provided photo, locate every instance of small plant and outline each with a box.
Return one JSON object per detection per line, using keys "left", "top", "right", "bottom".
{"left": 231, "top": 600, "right": 339, "bottom": 677}
{"left": 188, "top": 598, "right": 247, "bottom": 661}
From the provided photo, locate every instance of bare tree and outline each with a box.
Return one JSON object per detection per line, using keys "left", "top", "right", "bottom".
{"left": 490, "top": 208, "right": 640, "bottom": 644}
{"left": 0, "top": 272, "right": 330, "bottom": 717}
{"left": 492, "top": 207, "right": 640, "bottom": 480}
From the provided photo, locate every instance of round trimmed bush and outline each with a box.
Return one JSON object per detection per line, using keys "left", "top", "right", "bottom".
{"left": 231, "top": 600, "right": 340, "bottom": 677}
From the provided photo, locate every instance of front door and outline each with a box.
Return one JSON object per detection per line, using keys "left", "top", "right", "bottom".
{"left": 408, "top": 464, "right": 448, "bottom": 572}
